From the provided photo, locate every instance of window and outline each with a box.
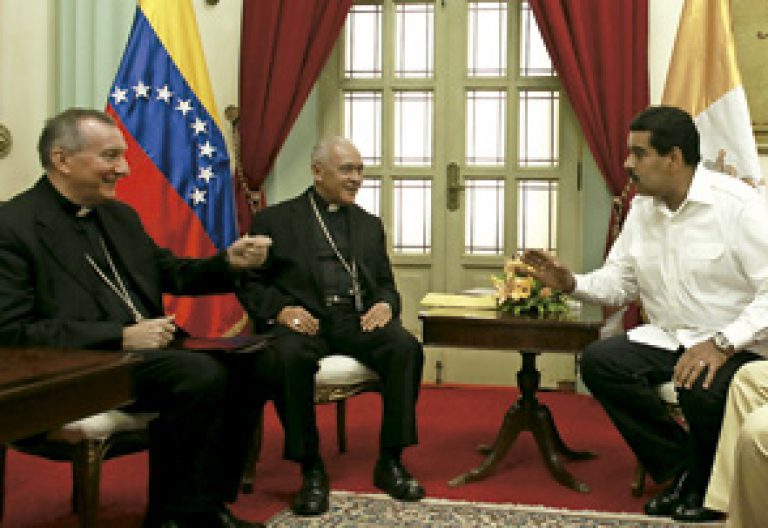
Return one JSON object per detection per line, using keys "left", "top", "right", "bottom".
{"left": 325, "top": 1, "right": 570, "bottom": 260}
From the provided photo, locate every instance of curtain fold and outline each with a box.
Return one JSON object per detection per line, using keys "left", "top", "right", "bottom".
{"left": 238, "top": 0, "right": 353, "bottom": 231}
{"left": 528, "top": 0, "right": 648, "bottom": 235}
{"left": 529, "top": 0, "right": 648, "bottom": 329}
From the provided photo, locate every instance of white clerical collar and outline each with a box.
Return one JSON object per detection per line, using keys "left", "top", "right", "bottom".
{"left": 75, "top": 206, "right": 92, "bottom": 218}
{"left": 312, "top": 189, "right": 342, "bottom": 213}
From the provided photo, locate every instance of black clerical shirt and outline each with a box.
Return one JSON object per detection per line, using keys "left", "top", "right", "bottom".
{"left": 43, "top": 178, "right": 150, "bottom": 324}
{"left": 310, "top": 189, "right": 358, "bottom": 302}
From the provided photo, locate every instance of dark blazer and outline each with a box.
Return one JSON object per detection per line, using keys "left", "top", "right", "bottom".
{"left": 237, "top": 188, "right": 400, "bottom": 330}
{"left": 0, "top": 177, "right": 236, "bottom": 349}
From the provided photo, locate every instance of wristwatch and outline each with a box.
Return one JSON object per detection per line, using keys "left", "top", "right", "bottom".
{"left": 712, "top": 331, "right": 735, "bottom": 356}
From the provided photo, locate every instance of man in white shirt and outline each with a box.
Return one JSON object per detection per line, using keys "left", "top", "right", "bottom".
{"left": 520, "top": 106, "right": 768, "bottom": 523}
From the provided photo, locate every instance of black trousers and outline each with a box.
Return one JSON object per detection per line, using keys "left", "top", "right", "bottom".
{"left": 257, "top": 307, "right": 424, "bottom": 462}
{"left": 580, "top": 334, "right": 759, "bottom": 493}
{"left": 126, "top": 349, "right": 264, "bottom": 517}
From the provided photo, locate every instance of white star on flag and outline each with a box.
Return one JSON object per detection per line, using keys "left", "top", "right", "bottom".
{"left": 133, "top": 81, "right": 150, "bottom": 98}
{"left": 199, "top": 141, "right": 216, "bottom": 158}
{"left": 190, "top": 118, "right": 207, "bottom": 135}
{"left": 198, "top": 166, "right": 215, "bottom": 183}
{"left": 110, "top": 87, "right": 128, "bottom": 104}
{"left": 156, "top": 85, "right": 173, "bottom": 103}
{"left": 176, "top": 99, "right": 193, "bottom": 116}
{"left": 189, "top": 187, "right": 207, "bottom": 205}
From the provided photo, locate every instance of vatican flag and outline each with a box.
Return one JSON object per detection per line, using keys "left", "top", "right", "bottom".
{"left": 662, "top": 0, "right": 762, "bottom": 186}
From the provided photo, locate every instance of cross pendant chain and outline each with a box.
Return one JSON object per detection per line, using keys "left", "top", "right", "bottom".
{"left": 351, "top": 261, "right": 363, "bottom": 312}
{"left": 85, "top": 237, "right": 144, "bottom": 323}
{"left": 310, "top": 194, "right": 364, "bottom": 313}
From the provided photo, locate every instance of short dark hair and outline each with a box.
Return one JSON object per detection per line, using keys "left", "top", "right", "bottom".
{"left": 38, "top": 108, "right": 116, "bottom": 169}
{"left": 629, "top": 106, "right": 701, "bottom": 166}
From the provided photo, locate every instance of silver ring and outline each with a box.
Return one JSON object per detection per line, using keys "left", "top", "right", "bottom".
{"left": 292, "top": 318, "right": 301, "bottom": 327}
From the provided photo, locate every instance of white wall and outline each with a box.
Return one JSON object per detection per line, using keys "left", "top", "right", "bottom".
{"left": 0, "top": 1, "right": 55, "bottom": 200}
{"left": 193, "top": 0, "right": 242, "bottom": 162}
{"left": 265, "top": 91, "right": 317, "bottom": 205}
{"left": 648, "top": 0, "right": 684, "bottom": 104}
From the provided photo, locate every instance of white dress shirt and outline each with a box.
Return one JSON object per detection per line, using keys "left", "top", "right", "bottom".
{"left": 574, "top": 165, "right": 768, "bottom": 357}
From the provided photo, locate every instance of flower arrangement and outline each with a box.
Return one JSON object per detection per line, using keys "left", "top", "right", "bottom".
{"left": 491, "top": 258, "right": 569, "bottom": 315}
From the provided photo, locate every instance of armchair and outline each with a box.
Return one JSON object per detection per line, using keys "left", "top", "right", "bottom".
{"left": 241, "top": 354, "right": 380, "bottom": 493}
{"left": 1, "top": 410, "right": 155, "bottom": 528}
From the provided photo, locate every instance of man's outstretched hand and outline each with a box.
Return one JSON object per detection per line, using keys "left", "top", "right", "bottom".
{"left": 226, "top": 235, "right": 273, "bottom": 269}
{"left": 519, "top": 249, "right": 576, "bottom": 293}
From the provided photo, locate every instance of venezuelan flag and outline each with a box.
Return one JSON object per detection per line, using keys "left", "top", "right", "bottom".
{"left": 662, "top": 0, "right": 763, "bottom": 186}
{"left": 107, "top": 0, "right": 245, "bottom": 336}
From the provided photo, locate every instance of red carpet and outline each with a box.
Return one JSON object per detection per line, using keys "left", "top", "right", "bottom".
{"left": 4, "top": 385, "right": 653, "bottom": 527}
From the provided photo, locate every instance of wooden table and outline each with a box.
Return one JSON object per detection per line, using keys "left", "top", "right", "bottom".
{"left": 419, "top": 307, "right": 603, "bottom": 493}
{"left": 0, "top": 348, "right": 138, "bottom": 443}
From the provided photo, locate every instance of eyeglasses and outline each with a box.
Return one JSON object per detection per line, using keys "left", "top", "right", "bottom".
{"left": 337, "top": 163, "right": 364, "bottom": 175}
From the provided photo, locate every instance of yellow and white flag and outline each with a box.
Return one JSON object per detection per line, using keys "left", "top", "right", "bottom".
{"left": 662, "top": 0, "right": 762, "bottom": 186}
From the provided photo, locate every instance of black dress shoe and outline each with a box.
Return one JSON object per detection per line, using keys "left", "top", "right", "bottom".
{"left": 373, "top": 458, "right": 425, "bottom": 501}
{"left": 671, "top": 492, "right": 725, "bottom": 523}
{"left": 644, "top": 471, "right": 688, "bottom": 516}
{"left": 291, "top": 467, "right": 330, "bottom": 516}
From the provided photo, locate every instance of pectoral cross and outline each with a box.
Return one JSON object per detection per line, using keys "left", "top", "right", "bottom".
{"left": 351, "top": 260, "right": 363, "bottom": 312}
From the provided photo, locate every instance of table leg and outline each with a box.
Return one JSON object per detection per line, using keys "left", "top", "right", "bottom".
{"left": 534, "top": 402, "right": 596, "bottom": 461}
{"left": 448, "top": 399, "right": 528, "bottom": 487}
{"left": 530, "top": 404, "right": 594, "bottom": 493}
{"left": 449, "top": 351, "right": 595, "bottom": 493}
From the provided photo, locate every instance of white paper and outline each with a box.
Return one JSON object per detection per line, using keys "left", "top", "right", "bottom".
{"left": 627, "top": 324, "right": 681, "bottom": 351}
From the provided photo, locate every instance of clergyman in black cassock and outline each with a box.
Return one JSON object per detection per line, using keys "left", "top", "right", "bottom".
{"left": 0, "top": 108, "right": 272, "bottom": 528}
{"left": 237, "top": 136, "right": 425, "bottom": 516}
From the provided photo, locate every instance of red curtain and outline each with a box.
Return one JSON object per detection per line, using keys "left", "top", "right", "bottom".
{"left": 528, "top": 0, "right": 648, "bottom": 233}
{"left": 238, "top": 0, "right": 353, "bottom": 232}
{"left": 528, "top": 0, "right": 648, "bottom": 329}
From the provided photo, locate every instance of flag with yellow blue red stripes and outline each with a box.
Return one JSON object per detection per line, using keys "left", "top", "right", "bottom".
{"left": 107, "top": 0, "right": 245, "bottom": 336}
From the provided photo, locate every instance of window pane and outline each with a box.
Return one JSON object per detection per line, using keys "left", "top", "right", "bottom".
{"left": 519, "top": 90, "right": 559, "bottom": 167}
{"left": 468, "top": 1, "right": 507, "bottom": 77}
{"left": 520, "top": 1, "right": 555, "bottom": 77}
{"left": 345, "top": 5, "right": 382, "bottom": 78}
{"left": 517, "top": 179, "right": 558, "bottom": 253}
{"left": 394, "top": 91, "right": 433, "bottom": 166}
{"left": 396, "top": 3, "right": 434, "bottom": 78}
{"left": 356, "top": 178, "right": 381, "bottom": 217}
{"left": 465, "top": 179, "right": 504, "bottom": 255}
{"left": 344, "top": 91, "right": 382, "bottom": 165}
{"left": 393, "top": 179, "right": 431, "bottom": 254}
{"left": 466, "top": 90, "right": 506, "bottom": 166}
